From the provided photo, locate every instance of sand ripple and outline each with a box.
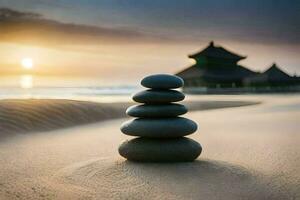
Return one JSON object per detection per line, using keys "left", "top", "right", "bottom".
{"left": 0, "top": 99, "right": 258, "bottom": 138}
{"left": 56, "top": 158, "right": 290, "bottom": 200}
{"left": 0, "top": 99, "right": 128, "bottom": 137}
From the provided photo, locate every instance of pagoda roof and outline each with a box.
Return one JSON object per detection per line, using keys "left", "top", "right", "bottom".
{"left": 176, "top": 64, "right": 257, "bottom": 81}
{"left": 189, "top": 41, "right": 246, "bottom": 60}
{"left": 245, "top": 63, "right": 294, "bottom": 83}
{"left": 263, "top": 63, "right": 291, "bottom": 78}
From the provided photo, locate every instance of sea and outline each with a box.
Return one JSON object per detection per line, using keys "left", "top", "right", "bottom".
{"left": 0, "top": 86, "right": 142, "bottom": 102}
{"left": 0, "top": 75, "right": 141, "bottom": 102}
{"left": 1, "top": 75, "right": 299, "bottom": 103}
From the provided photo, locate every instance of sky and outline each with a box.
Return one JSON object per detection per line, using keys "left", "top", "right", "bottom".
{"left": 0, "top": 0, "right": 299, "bottom": 86}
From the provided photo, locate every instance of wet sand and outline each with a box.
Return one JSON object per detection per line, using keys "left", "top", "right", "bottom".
{"left": 0, "top": 95, "right": 299, "bottom": 199}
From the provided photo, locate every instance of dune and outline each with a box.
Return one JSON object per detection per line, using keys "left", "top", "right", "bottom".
{"left": 0, "top": 99, "right": 128, "bottom": 138}
{"left": 0, "top": 95, "right": 299, "bottom": 199}
{"left": 0, "top": 98, "right": 258, "bottom": 138}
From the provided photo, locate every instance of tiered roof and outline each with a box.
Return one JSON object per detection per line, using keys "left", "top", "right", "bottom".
{"left": 263, "top": 63, "right": 291, "bottom": 80}
{"left": 189, "top": 41, "right": 246, "bottom": 61}
{"left": 245, "top": 63, "right": 293, "bottom": 83}
{"left": 177, "top": 64, "right": 257, "bottom": 81}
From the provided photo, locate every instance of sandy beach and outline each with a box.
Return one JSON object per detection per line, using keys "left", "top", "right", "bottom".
{"left": 0, "top": 95, "right": 299, "bottom": 199}
{"left": 1, "top": 1, "right": 299, "bottom": 199}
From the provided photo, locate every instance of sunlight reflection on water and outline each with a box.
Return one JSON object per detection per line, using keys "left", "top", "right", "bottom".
{"left": 20, "top": 75, "right": 33, "bottom": 89}
{"left": 0, "top": 75, "right": 141, "bottom": 102}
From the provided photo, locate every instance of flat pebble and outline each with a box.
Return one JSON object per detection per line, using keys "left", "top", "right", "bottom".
{"left": 141, "top": 74, "right": 184, "bottom": 89}
{"left": 133, "top": 89, "right": 185, "bottom": 104}
{"left": 118, "top": 137, "right": 202, "bottom": 162}
{"left": 126, "top": 103, "right": 187, "bottom": 117}
{"left": 121, "top": 117, "right": 198, "bottom": 138}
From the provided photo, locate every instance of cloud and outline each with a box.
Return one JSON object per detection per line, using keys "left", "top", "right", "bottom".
{"left": 74, "top": 0, "right": 300, "bottom": 46}
{"left": 0, "top": 8, "right": 167, "bottom": 47}
{"left": 1, "top": 2, "right": 299, "bottom": 49}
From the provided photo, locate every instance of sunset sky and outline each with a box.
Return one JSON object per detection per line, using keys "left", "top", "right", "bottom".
{"left": 0, "top": 0, "right": 299, "bottom": 86}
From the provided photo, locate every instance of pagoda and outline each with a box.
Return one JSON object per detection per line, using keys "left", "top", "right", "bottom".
{"left": 176, "top": 41, "right": 257, "bottom": 88}
{"left": 244, "top": 63, "right": 297, "bottom": 87}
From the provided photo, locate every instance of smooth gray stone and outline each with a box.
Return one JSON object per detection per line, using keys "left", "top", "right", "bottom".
{"left": 133, "top": 89, "right": 185, "bottom": 104}
{"left": 126, "top": 104, "right": 187, "bottom": 118}
{"left": 118, "top": 137, "right": 202, "bottom": 162}
{"left": 141, "top": 74, "right": 184, "bottom": 89}
{"left": 120, "top": 117, "right": 198, "bottom": 138}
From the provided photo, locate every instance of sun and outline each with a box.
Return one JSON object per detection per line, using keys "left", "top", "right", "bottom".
{"left": 21, "top": 58, "right": 34, "bottom": 69}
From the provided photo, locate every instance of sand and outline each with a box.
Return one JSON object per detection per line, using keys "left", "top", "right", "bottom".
{"left": 0, "top": 95, "right": 299, "bottom": 199}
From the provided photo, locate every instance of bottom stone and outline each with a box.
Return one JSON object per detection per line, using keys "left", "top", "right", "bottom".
{"left": 118, "top": 137, "right": 202, "bottom": 162}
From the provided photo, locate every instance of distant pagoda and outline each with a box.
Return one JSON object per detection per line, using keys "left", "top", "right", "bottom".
{"left": 244, "top": 63, "right": 298, "bottom": 87}
{"left": 188, "top": 41, "right": 246, "bottom": 62}
{"left": 176, "top": 41, "right": 257, "bottom": 88}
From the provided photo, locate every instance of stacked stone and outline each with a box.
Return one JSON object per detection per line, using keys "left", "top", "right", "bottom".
{"left": 119, "top": 74, "right": 202, "bottom": 162}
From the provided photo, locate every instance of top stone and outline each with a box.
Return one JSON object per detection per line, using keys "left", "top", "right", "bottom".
{"left": 141, "top": 74, "right": 184, "bottom": 89}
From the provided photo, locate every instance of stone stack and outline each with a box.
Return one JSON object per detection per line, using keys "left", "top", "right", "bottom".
{"left": 119, "top": 74, "right": 202, "bottom": 162}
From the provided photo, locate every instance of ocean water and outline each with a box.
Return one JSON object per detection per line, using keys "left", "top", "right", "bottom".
{"left": 0, "top": 86, "right": 141, "bottom": 102}
{"left": 1, "top": 76, "right": 299, "bottom": 103}
{"left": 0, "top": 75, "right": 142, "bottom": 101}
